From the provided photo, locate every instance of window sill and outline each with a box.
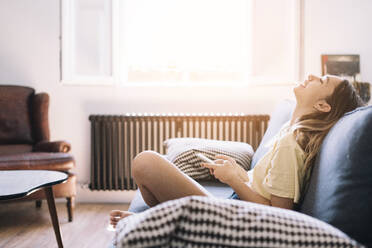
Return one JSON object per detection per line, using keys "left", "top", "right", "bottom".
{"left": 60, "top": 79, "right": 297, "bottom": 88}
{"left": 60, "top": 79, "right": 115, "bottom": 87}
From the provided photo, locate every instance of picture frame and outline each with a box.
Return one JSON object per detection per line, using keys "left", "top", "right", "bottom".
{"left": 321, "top": 54, "right": 360, "bottom": 78}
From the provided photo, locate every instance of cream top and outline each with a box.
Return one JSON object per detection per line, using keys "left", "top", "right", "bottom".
{"left": 247, "top": 122, "right": 307, "bottom": 203}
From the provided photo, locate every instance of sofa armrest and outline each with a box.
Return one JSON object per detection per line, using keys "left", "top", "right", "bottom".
{"left": 34, "top": 141, "right": 71, "bottom": 153}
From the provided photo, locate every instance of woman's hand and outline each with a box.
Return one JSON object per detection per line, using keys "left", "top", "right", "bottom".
{"left": 201, "top": 155, "right": 249, "bottom": 185}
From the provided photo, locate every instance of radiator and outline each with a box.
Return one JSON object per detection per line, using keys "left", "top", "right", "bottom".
{"left": 89, "top": 114, "right": 270, "bottom": 190}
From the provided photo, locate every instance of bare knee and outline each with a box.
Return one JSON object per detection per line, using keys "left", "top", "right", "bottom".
{"left": 132, "top": 151, "right": 162, "bottom": 181}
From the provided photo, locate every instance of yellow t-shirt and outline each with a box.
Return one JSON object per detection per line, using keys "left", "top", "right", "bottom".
{"left": 247, "top": 122, "right": 307, "bottom": 203}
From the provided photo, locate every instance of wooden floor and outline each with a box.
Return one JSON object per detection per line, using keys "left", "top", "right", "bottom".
{"left": 0, "top": 201, "right": 129, "bottom": 248}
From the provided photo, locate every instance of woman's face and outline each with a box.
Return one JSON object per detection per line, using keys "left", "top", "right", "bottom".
{"left": 294, "top": 74, "right": 342, "bottom": 112}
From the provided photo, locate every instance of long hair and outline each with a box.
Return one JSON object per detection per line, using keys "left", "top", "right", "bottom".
{"left": 293, "top": 79, "right": 364, "bottom": 172}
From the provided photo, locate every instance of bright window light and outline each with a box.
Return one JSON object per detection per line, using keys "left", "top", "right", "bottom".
{"left": 120, "top": 0, "right": 251, "bottom": 83}
{"left": 61, "top": 0, "right": 299, "bottom": 85}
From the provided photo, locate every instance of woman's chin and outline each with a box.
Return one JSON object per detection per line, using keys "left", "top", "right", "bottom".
{"left": 293, "top": 86, "right": 302, "bottom": 101}
{"left": 293, "top": 84, "right": 300, "bottom": 94}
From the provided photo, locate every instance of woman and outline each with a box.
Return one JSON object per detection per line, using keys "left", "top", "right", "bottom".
{"left": 110, "top": 74, "right": 363, "bottom": 227}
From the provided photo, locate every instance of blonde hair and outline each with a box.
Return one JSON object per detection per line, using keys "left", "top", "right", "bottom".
{"left": 293, "top": 80, "right": 364, "bottom": 171}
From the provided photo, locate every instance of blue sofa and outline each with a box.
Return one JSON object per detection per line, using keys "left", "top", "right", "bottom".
{"left": 128, "top": 100, "right": 372, "bottom": 247}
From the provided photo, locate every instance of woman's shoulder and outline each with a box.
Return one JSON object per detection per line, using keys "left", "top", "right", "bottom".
{"left": 277, "top": 131, "right": 305, "bottom": 154}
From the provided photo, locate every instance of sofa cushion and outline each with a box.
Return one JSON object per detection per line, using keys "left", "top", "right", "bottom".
{"left": 164, "top": 138, "right": 253, "bottom": 180}
{"left": 0, "top": 152, "right": 75, "bottom": 171}
{"left": 251, "top": 99, "right": 295, "bottom": 168}
{"left": 0, "top": 144, "right": 33, "bottom": 155}
{"left": 300, "top": 105, "right": 372, "bottom": 247}
{"left": 117, "top": 196, "right": 361, "bottom": 248}
{"left": 0, "top": 86, "right": 35, "bottom": 144}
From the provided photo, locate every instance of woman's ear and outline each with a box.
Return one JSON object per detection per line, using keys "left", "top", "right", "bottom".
{"left": 314, "top": 100, "right": 331, "bottom": 113}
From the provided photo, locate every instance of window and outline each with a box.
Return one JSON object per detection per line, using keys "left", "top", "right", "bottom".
{"left": 122, "top": 0, "right": 250, "bottom": 83}
{"left": 62, "top": 0, "right": 300, "bottom": 85}
{"left": 62, "top": 0, "right": 114, "bottom": 84}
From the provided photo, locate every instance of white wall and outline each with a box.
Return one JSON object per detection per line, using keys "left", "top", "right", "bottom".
{"left": 304, "top": 0, "right": 372, "bottom": 82}
{"left": 0, "top": 0, "right": 371, "bottom": 203}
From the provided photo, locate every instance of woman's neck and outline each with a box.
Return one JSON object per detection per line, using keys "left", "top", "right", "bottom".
{"left": 290, "top": 104, "right": 313, "bottom": 125}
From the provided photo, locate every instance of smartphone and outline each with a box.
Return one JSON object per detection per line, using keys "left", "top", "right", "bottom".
{"left": 196, "top": 153, "right": 215, "bottom": 164}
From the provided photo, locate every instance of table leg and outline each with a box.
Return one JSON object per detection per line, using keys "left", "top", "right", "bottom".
{"left": 45, "top": 186, "right": 64, "bottom": 248}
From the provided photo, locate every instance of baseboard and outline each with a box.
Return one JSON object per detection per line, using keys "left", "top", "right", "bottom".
{"left": 72, "top": 185, "right": 136, "bottom": 203}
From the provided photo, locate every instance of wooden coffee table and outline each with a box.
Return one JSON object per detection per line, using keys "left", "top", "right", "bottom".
{"left": 0, "top": 170, "right": 68, "bottom": 248}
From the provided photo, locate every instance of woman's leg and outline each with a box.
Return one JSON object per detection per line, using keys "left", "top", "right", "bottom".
{"left": 132, "top": 150, "right": 213, "bottom": 207}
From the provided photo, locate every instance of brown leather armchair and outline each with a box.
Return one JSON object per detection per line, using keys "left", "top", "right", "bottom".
{"left": 0, "top": 85, "right": 76, "bottom": 221}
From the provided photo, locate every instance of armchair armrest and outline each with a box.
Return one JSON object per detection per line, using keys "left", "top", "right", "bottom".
{"left": 34, "top": 140, "right": 71, "bottom": 153}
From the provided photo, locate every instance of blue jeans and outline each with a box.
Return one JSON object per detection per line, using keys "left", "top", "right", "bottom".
{"left": 228, "top": 192, "right": 240, "bottom": 200}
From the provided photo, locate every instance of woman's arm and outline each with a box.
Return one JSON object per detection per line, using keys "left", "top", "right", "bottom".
{"left": 228, "top": 177, "right": 294, "bottom": 209}
{"left": 201, "top": 155, "right": 294, "bottom": 209}
{"left": 228, "top": 177, "right": 271, "bottom": 205}
{"left": 270, "top": 195, "right": 294, "bottom": 209}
